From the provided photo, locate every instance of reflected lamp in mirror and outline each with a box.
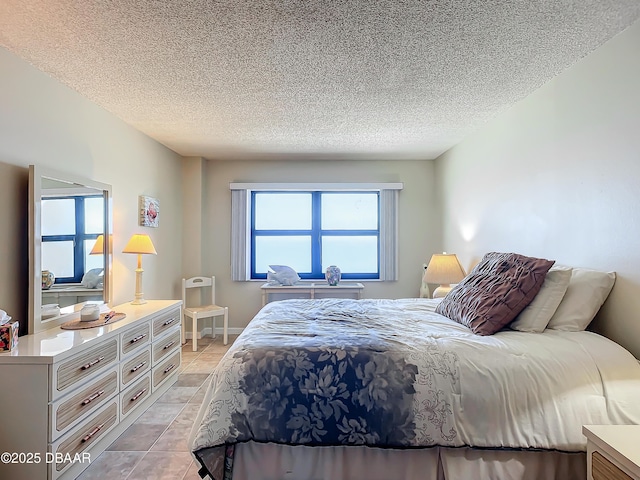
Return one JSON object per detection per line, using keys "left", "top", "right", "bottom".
{"left": 89, "top": 235, "right": 105, "bottom": 255}
{"left": 123, "top": 234, "right": 157, "bottom": 305}
{"left": 89, "top": 234, "right": 113, "bottom": 256}
{"left": 423, "top": 253, "right": 466, "bottom": 299}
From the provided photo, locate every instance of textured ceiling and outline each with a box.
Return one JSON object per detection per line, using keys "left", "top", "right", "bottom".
{"left": 1, "top": 1, "right": 639, "bottom": 161}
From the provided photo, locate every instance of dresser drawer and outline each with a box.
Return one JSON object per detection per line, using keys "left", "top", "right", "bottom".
{"left": 120, "top": 374, "right": 151, "bottom": 419}
{"left": 55, "top": 339, "right": 119, "bottom": 396}
{"left": 52, "top": 401, "right": 118, "bottom": 475}
{"left": 152, "top": 307, "right": 181, "bottom": 338}
{"left": 152, "top": 329, "right": 181, "bottom": 364}
{"left": 121, "top": 323, "right": 151, "bottom": 357}
{"left": 152, "top": 350, "right": 181, "bottom": 391}
{"left": 121, "top": 347, "right": 151, "bottom": 386}
{"left": 52, "top": 368, "right": 118, "bottom": 441}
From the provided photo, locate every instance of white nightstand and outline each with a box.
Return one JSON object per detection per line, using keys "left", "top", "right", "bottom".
{"left": 583, "top": 425, "right": 640, "bottom": 480}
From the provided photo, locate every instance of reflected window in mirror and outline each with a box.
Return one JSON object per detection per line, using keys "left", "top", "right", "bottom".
{"left": 41, "top": 195, "right": 104, "bottom": 284}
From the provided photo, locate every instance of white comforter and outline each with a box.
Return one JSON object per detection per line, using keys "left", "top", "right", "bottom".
{"left": 190, "top": 298, "right": 640, "bottom": 477}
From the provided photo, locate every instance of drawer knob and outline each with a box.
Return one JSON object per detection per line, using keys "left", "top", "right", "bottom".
{"left": 130, "top": 361, "right": 147, "bottom": 373}
{"left": 130, "top": 334, "right": 147, "bottom": 344}
{"left": 163, "top": 363, "right": 177, "bottom": 374}
{"left": 81, "top": 356, "right": 105, "bottom": 370}
{"left": 163, "top": 341, "right": 175, "bottom": 350}
{"left": 81, "top": 390, "right": 105, "bottom": 406}
{"left": 162, "top": 318, "right": 176, "bottom": 326}
{"left": 130, "top": 388, "right": 147, "bottom": 402}
{"left": 81, "top": 423, "right": 104, "bottom": 443}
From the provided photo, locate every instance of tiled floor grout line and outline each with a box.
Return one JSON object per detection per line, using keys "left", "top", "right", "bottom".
{"left": 121, "top": 452, "right": 150, "bottom": 480}
{"left": 122, "top": 402, "right": 190, "bottom": 480}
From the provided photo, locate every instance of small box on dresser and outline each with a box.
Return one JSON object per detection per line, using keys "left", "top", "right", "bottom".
{"left": 584, "top": 425, "right": 640, "bottom": 480}
{"left": 0, "top": 320, "right": 19, "bottom": 351}
{"left": 0, "top": 300, "right": 182, "bottom": 480}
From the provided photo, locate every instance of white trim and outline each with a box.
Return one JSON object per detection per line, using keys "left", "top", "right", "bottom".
{"left": 42, "top": 187, "right": 104, "bottom": 197}
{"left": 185, "top": 327, "right": 244, "bottom": 340}
{"left": 230, "top": 182, "right": 403, "bottom": 191}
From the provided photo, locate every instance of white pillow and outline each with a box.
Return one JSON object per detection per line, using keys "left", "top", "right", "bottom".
{"left": 546, "top": 267, "right": 616, "bottom": 331}
{"left": 81, "top": 268, "right": 104, "bottom": 289}
{"left": 267, "top": 265, "right": 301, "bottom": 286}
{"left": 510, "top": 267, "right": 572, "bottom": 333}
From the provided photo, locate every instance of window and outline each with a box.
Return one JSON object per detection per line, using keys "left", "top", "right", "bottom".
{"left": 251, "top": 191, "right": 380, "bottom": 279}
{"left": 231, "top": 183, "right": 402, "bottom": 281}
{"left": 41, "top": 195, "right": 104, "bottom": 284}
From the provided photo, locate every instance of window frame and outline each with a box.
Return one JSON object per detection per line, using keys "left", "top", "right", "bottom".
{"left": 250, "top": 190, "right": 381, "bottom": 280}
{"left": 41, "top": 195, "right": 102, "bottom": 284}
{"left": 230, "top": 183, "right": 402, "bottom": 282}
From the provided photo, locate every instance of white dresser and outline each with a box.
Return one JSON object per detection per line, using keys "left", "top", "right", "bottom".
{"left": 0, "top": 300, "right": 182, "bottom": 480}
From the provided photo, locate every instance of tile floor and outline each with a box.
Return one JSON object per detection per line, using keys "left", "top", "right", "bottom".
{"left": 77, "top": 335, "right": 236, "bottom": 480}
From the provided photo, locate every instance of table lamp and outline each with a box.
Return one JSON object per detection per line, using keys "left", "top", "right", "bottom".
{"left": 89, "top": 235, "right": 105, "bottom": 255}
{"left": 423, "top": 253, "right": 466, "bottom": 298}
{"left": 123, "top": 234, "right": 157, "bottom": 305}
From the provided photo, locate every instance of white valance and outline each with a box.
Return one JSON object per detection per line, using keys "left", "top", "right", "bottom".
{"left": 230, "top": 182, "right": 403, "bottom": 191}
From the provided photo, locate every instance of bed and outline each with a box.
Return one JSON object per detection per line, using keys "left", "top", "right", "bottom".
{"left": 189, "top": 253, "right": 640, "bottom": 480}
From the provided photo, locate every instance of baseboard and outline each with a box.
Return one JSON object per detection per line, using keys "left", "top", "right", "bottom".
{"left": 184, "top": 326, "right": 244, "bottom": 340}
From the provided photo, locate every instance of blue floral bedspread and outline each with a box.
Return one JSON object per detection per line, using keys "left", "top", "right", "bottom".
{"left": 190, "top": 298, "right": 640, "bottom": 480}
{"left": 230, "top": 342, "right": 419, "bottom": 446}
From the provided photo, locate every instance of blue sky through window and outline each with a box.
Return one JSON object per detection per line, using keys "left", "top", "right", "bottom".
{"left": 251, "top": 191, "right": 379, "bottom": 279}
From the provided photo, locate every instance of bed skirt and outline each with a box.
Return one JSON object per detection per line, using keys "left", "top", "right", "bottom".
{"left": 229, "top": 442, "right": 586, "bottom": 480}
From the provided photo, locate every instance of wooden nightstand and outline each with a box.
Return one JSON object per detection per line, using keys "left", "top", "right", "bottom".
{"left": 583, "top": 425, "right": 640, "bottom": 480}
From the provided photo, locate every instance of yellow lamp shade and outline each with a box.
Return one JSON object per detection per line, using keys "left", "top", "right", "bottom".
{"left": 122, "top": 234, "right": 157, "bottom": 255}
{"left": 89, "top": 235, "right": 105, "bottom": 255}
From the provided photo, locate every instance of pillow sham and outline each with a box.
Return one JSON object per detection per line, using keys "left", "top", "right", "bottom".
{"left": 435, "top": 252, "right": 554, "bottom": 335}
{"left": 545, "top": 267, "right": 616, "bottom": 331}
{"left": 267, "top": 265, "right": 301, "bottom": 286}
{"left": 510, "top": 266, "right": 572, "bottom": 333}
{"left": 81, "top": 268, "right": 104, "bottom": 289}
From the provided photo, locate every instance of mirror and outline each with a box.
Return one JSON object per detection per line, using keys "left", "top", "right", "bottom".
{"left": 28, "top": 165, "right": 112, "bottom": 334}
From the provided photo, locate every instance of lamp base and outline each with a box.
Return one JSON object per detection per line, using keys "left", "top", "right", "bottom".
{"left": 131, "top": 267, "right": 146, "bottom": 305}
{"left": 432, "top": 285, "right": 453, "bottom": 299}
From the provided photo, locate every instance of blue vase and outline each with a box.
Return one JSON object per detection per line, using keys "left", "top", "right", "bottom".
{"left": 325, "top": 265, "right": 341, "bottom": 286}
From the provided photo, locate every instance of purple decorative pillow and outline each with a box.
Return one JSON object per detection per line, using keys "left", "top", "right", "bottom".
{"left": 435, "top": 252, "right": 554, "bottom": 335}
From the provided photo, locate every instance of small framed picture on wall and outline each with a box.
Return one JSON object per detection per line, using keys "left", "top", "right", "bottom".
{"left": 139, "top": 195, "right": 160, "bottom": 227}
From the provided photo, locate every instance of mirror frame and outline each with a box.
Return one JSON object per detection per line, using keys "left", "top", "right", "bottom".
{"left": 28, "top": 165, "right": 113, "bottom": 334}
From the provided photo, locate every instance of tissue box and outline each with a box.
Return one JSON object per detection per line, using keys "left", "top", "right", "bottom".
{"left": 0, "top": 320, "right": 19, "bottom": 351}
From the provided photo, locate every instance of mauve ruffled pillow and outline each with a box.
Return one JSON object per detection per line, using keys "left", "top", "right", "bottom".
{"left": 436, "top": 252, "right": 554, "bottom": 335}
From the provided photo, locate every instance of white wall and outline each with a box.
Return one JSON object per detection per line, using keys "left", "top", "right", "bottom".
{"left": 0, "top": 47, "right": 184, "bottom": 333}
{"left": 435, "top": 20, "right": 640, "bottom": 357}
{"left": 194, "top": 159, "right": 440, "bottom": 328}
